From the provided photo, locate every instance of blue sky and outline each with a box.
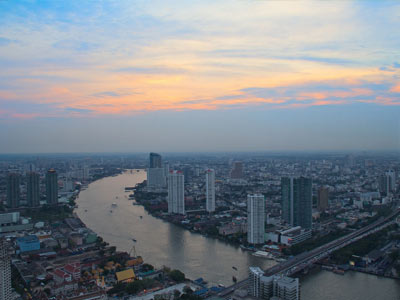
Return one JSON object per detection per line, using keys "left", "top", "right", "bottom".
{"left": 0, "top": 0, "right": 399, "bottom": 152}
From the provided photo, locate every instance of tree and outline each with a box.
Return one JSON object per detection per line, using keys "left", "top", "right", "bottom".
{"left": 170, "top": 270, "right": 185, "bottom": 282}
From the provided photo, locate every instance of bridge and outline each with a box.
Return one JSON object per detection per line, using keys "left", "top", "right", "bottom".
{"left": 217, "top": 207, "right": 400, "bottom": 297}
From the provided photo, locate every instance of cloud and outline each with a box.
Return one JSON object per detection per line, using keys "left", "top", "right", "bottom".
{"left": 114, "top": 67, "right": 186, "bottom": 75}
{"left": 0, "top": 37, "right": 17, "bottom": 46}
{"left": 64, "top": 107, "right": 94, "bottom": 113}
{"left": 91, "top": 90, "right": 139, "bottom": 98}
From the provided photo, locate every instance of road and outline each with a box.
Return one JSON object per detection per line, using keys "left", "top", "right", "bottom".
{"left": 217, "top": 207, "right": 400, "bottom": 297}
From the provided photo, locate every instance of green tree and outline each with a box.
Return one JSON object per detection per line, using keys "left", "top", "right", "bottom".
{"left": 169, "top": 270, "right": 185, "bottom": 282}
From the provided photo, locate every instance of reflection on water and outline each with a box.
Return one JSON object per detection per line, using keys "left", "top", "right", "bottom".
{"left": 76, "top": 170, "right": 400, "bottom": 298}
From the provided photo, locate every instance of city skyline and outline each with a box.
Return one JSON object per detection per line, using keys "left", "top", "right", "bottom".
{"left": 0, "top": 1, "right": 400, "bottom": 153}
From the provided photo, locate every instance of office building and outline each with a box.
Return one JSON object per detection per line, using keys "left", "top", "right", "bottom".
{"left": 249, "top": 267, "right": 300, "bottom": 300}
{"left": 147, "top": 168, "right": 166, "bottom": 189}
{"left": 317, "top": 186, "right": 329, "bottom": 212}
{"left": 206, "top": 169, "right": 215, "bottom": 212}
{"left": 6, "top": 173, "right": 20, "bottom": 208}
{"left": 247, "top": 194, "right": 265, "bottom": 244}
{"left": 282, "top": 177, "right": 312, "bottom": 229}
{"left": 379, "top": 170, "right": 396, "bottom": 196}
{"left": 27, "top": 171, "right": 40, "bottom": 207}
{"left": 149, "top": 152, "right": 162, "bottom": 168}
{"left": 0, "top": 238, "right": 12, "bottom": 300}
{"left": 147, "top": 153, "right": 166, "bottom": 190}
{"left": 230, "top": 161, "right": 244, "bottom": 179}
{"left": 46, "top": 169, "right": 58, "bottom": 205}
{"left": 168, "top": 171, "right": 185, "bottom": 214}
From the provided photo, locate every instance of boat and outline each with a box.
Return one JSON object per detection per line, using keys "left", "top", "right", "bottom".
{"left": 140, "top": 216, "right": 143, "bottom": 219}
{"left": 232, "top": 276, "right": 237, "bottom": 283}
{"left": 333, "top": 268, "right": 345, "bottom": 275}
{"left": 84, "top": 209, "right": 88, "bottom": 212}
{"left": 232, "top": 266, "right": 237, "bottom": 271}
{"left": 110, "top": 210, "right": 113, "bottom": 213}
{"left": 218, "top": 284, "right": 225, "bottom": 288}
{"left": 274, "top": 258, "right": 286, "bottom": 263}
{"left": 111, "top": 203, "right": 117, "bottom": 207}
{"left": 252, "top": 251, "right": 274, "bottom": 259}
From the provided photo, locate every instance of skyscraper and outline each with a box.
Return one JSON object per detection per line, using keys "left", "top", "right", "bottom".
{"left": 46, "top": 169, "right": 58, "bottom": 205}
{"left": 247, "top": 194, "right": 265, "bottom": 244}
{"left": 379, "top": 170, "right": 396, "bottom": 196}
{"left": 317, "top": 186, "right": 329, "bottom": 212}
{"left": 27, "top": 172, "right": 40, "bottom": 207}
{"left": 168, "top": 171, "right": 185, "bottom": 214}
{"left": 230, "top": 161, "right": 243, "bottom": 179}
{"left": 149, "top": 152, "right": 162, "bottom": 168}
{"left": 205, "top": 169, "right": 215, "bottom": 212}
{"left": 147, "top": 153, "right": 165, "bottom": 190}
{"left": 281, "top": 177, "right": 312, "bottom": 229}
{"left": 6, "top": 173, "right": 20, "bottom": 208}
{"left": 0, "top": 238, "right": 12, "bottom": 300}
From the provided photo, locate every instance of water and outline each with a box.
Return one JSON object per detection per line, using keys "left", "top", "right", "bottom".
{"left": 76, "top": 170, "right": 274, "bottom": 286}
{"left": 76, "top": 170, "right": 400, "bottom": 298}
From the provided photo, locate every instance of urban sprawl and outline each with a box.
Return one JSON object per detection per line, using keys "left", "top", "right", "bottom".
{"left": 0, "top": 152, "right": 399, "bottom": 300}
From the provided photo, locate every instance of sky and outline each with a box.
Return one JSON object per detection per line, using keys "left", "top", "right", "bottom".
{"left": 0, "top": 0, "right": 399, "bottom": 153}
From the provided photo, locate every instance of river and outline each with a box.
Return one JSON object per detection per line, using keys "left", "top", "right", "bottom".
{"left": 75, "top": 170, "right": 400, "bottom": 299}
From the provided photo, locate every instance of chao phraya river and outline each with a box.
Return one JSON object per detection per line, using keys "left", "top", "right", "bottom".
{"left": 76, "top": 170, "right": 400, "bottom": 299}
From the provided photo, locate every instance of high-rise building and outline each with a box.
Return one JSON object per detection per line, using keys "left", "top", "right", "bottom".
{"left": 168, "top": 171, "right": 185, "bottom": 214}
{"left": 147, "top": 153, "right": 166, "bottom": 190}
{"left": 147, "top": 168, "right": 166, "bottom": 189}
{"left": 149, "top": 152, "right": 162, "bottom": 168}
{"left": 163, "top": 162, "right": 170, "bottom": 178}
{"left": 46, "top": 169, "right": 58, "bottom": 205}
{"left": 379, "top": 170, "right": 396, "bottom": 196}
{"left": 0, "top": 238, "right": 12, "bottom": 300}
{"left": 230, "top": 161, "right": 244, "bottom": 179}
{"left": 205, "top": 169, "right": 215, "bottom": 212}
{"left": 27, "top": 172, "right": 40, "bottom": 207}
{"left": 249, "top": 267, "right": 300, "bottom": 300}
{"left": 317, "top": 186, "right": 329, "bottom": 212}
{"left": 247, "top": 194, "right": 265, "bottom": 244}
{"left": 281, "top": 177, "right": 312, "bottom": 229}
{"left": 6, "top": 173, "right": 20, "bottom": 208}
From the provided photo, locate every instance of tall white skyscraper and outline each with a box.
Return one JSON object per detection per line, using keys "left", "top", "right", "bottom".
{"left": 168, "top": 171, "right": 185, "bottom": 214}
{"left": 0, "top": 239, "right": 11, "bottom": 300}
{"left": 247, "top": 194, "right": 265, "bottom": 244}
{"left": 205, "top": 169, "right": 215, "bottom": 212}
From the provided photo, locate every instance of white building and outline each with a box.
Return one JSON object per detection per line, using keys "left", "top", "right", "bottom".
{"left": 205, "top": 169, "right": 215, "bottom": 212}
{"left": 168, "top": 171, "right": 185, "bottom": 214}
{"left": 0, "top": 239, "right": 12, "bottom": 300}
{"left": 249, "top": 267, "right": 300, "bottom": 300}
{"left": 247, "top": 194, "right": 265, "bottom": 244}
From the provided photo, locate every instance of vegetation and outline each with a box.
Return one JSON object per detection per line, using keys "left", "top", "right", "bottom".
{"left": 169, "top": 269, "right": 185, "bottom": 282}
{"left": 331, "top": 225, "right": 396, "bottom": 264}
{"left": 23, "top": 204, "right": 73, "bottom": 222}
{"left": 125, "top": 278, "right": 157, "bottom": 294}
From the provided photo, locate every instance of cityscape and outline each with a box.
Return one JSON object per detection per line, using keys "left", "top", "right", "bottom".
{"left": 1, "top": 1, "right": 400, "bottom": 300}
{"left": 0, "top": 152, "right": 399, "bottom": 299}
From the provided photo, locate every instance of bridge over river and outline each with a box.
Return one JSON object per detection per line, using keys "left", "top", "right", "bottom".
{"left": 218, "top": 206, "right": 400, "bottom": 298}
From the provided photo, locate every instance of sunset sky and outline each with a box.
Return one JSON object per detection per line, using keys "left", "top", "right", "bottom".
{"left": 0, "top": 0, "right": 399, "bottom": 153}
